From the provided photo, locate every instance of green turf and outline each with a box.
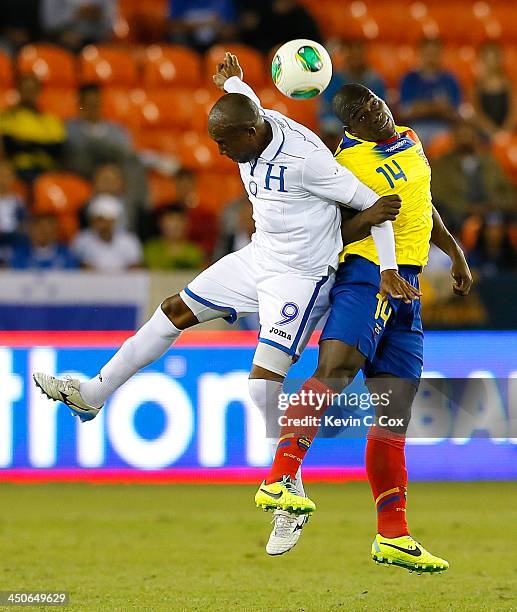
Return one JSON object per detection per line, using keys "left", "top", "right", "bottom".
{"left": 0, "top": 482, "right": 516, "bottom": 611}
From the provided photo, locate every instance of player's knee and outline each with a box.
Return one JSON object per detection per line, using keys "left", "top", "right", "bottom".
{"left": 161, "top": 295, "right": 197, "bottom": 330}
{"left": 314, "top": 364, "right": 358, "bottom": 391}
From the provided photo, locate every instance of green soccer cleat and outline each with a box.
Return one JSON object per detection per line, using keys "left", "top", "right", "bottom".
{"left": 255, "top": 476, "right": 316, "bottom": 515}
{"left": 371, "top": 534, "right": 449, "bottom": 574}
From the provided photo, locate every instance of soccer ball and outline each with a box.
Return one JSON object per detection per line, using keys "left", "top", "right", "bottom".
{"left": 271, "top": 39, "right": 332, "bottom": 99}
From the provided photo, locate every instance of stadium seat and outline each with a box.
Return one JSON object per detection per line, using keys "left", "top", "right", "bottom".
{"left": 133, "top": 128, "right": 181, "bottom": 155}
{"left": 503, "top": 45, "right": 517, "bottom": 83}
{"left": 196, "top": 172, "right": 244, "bottom": 212}
{"left": 442, "top": 45, "right": 477, "bottom": 89}
{"left": 258, "top": 88, "right": 318, "bottom": 131}
{"left": 38, "top": 88, "right": 78, "bottom": 120}
{"left": 116, "top": 0, "right": 169, "bottom": 43}
{"left": 0, "top": 89, "right": 17, "bottom": 110}
{"left": 178, "top": 131, "right": 234, "bottom": 172}
{"left": 80, "top": 46, "right": 139, "bottom": 86}
{"left": 17, "top": 45, "right": 76, "bottom": 87}
{"left": 143, "top": 45, "right": 203, "bottom": 87}
{"left": 302, "top": 1, "right": 366, "bottom": 40}
{"left": 367, "top": 43, "right": 417, "bottom": 88}
{"left": 33, "top": 173, "right": 92, "bottom": 215}
{"left": 205, "top": 44, "right": 267, "bottom": 88}
{"left": 0, "top": 51, "right": 13, "bottom": 88}
{"left": 140, "top": 88, "right": 217, "bottom": 132}
{"left": 148, "top": 172, "right": 177, "bottom": 207}
{"left": 101, "top": 87, "right": 145, "bottom": 132}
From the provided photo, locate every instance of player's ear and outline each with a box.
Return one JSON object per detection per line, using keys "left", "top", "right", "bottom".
{"left": 247, "top": 127, "right": 257, "bottom": 138}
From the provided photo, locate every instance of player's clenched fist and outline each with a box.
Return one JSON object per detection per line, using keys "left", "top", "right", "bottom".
{"left": 213, "top": 52, "right": 243, "bottom": 90}
{"left": 380, "top": 269, "right": 422, "bottom": 304}
{"left": 365, "top": 195, "right": 402, "bottom": 225}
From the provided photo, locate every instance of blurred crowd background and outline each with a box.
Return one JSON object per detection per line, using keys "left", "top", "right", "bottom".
{"left": 0, "top": 0, "right": 515, "bottom": 329}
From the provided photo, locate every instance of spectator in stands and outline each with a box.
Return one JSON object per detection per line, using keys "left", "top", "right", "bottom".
{"left": 320, "top": 40, "right": 386, "bottom": 136}
{"left": 40, "top": 0, "right": 116, "bottom": 51}
{"left": 73, "top": 195, "right": 142, "bottom": 272}
{"left": 431, "top": 121, "right": 515, "bottom": 231}
{"left": 213, "top": 196, "right": 254, "bottom": 261}
{"left": 399, "top": 38, "right": 461, "bottom": 146}
{"left": 0, "top": 0, "right": 40, "bottom": 54}
{"left": 169, "top": 0, "right": 236, "bottom": 51}
{"left": 468, "top": 212, "right": 516, "bottom": 277}
{"left": 80, "top": 163, "right": 134, "bottom": 232}
{"left": 0, "top": 74, "right": 66, "bottom": 182}
{"left": 0, "top": 159, "right": 26, "bottom": 265}
{"left": 10, "top": 213, "right": 79, "bottom": 269}
{"left": 65, "top": 84, "right": 147, "bottom": 227}
{"left": 473, "top": 42, "right": 517, "bottom": 140}
{"left": 144, "top": 205, "right": 204, "bottom": 271}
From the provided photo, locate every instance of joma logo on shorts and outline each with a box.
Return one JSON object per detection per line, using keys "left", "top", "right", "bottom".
{"left": 269, "top": 327, "right": 292, "bottom": 340}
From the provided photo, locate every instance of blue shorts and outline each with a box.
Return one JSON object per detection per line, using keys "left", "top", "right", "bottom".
{"left": 320, "top": 256, "right": 423, "bottom": 383}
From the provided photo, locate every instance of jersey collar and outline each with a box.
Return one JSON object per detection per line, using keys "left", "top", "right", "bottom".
{"left": 343, "top": 128, "right": 401, "bottom": 146}
{"left": 259, "top": 117, "right": 285, "bottom": 162}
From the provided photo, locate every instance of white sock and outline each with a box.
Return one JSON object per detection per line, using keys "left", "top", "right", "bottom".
{"left": 248, "top": 378, "right": 305, "bottom": 495}
{"left": 80, "top": 306, "right": 182, "bottom": 407}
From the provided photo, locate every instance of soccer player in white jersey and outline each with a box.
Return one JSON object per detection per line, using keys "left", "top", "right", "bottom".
{"left": 33, "top": 54, "right": 418, "bottom": 553}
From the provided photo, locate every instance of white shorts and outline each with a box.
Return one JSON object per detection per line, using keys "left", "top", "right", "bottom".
{"left": 183, "top": 243, "right": 334, "bottom": 358}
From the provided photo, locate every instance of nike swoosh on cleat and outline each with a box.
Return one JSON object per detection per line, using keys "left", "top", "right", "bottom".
{"left": 59, "top": 391, "right": 87, "bottom": 412}
{"left": 259, "top": 488, "right": 283, "bottom": 500}
{"left": 381, "top": 542, "right": 422, "bottom": 557}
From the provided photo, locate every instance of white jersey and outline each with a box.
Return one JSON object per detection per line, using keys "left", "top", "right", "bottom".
{"left": 223, "top": 77, "right": 396, "bottom": 275}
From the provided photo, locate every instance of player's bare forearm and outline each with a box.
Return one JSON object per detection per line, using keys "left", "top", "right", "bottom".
{"left": 431, "top": 205, "right": 473, "bottom": 296}
{"left": 431, "top": 205, "right": 464, "bottom": 260}
{"left": 341, "top": 195, "right": 401, "bottom": 245}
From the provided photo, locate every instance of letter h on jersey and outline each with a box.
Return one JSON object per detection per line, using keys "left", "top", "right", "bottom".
{"left": 264, "top": 164, "right": 288, "bottom": 192}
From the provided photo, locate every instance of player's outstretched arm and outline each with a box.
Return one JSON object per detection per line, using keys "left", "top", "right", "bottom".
{"left": 213, "top": 52, "right": 263, "bottom": 109}
{"left": 431, "top": 205, "right": 472, "bottom": 296}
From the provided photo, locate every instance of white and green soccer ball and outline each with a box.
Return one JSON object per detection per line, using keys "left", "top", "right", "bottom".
{"left": 271, "top": 39, "right": 332, "bottom": 99}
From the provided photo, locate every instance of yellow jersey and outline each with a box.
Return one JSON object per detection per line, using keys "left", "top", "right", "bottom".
{"left": 336, "top": 125, "right": 433, "bottom": 267}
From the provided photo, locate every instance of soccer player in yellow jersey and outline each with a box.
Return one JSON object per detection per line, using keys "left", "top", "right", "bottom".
{"left": 258, "top": 84, "right": 472, "bottom": 570}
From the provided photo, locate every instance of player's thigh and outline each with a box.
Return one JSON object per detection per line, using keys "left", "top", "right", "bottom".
{"left": 314, "top": 340, "right": 366, "bottom": 392}
{"left": 366, "top": 300, "right": 424, "bottom": 385}
{"left": 181, "top": 244, "right": 258, "bottom": 324}
{"left": 253, "top": 272, "right": 334, "bottom": 374}
{"left": 320, "top": 265, "right": 391, "bottom": 374}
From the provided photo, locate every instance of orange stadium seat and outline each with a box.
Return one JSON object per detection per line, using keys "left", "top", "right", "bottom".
{"left": 0, "top": 51, "right": 13, "bottom": 88}
{"left": 133, "top": 128, "right": 181, "bottom": 155}
{"left": 178, "top": 131, "right": 234, "bottom": 173}
{"left": 425, "top": 131, "right": 454, "bottom": 161}
{"left": 205, "top": 44, "right": 267, "bottom": 88}
{"left": 0, "top": 89, "right": 18, "bottom": 110}
{"left": 101, "top": 87, "right": 145, "bottom": 132}
{"left": 33, "top": 173, "right": 92, "bottom": 215}
{"left": 258, "top": 88, "right": 318, "bottom": 132}
{"left": 503, "top": 45, "right": 517, "bottom": 83}
{"left": 148, "top": 172, "right": 177, "bottom": 207}
{"left": 367, "top": 43, "right": 417, "bottom": 88}
{"left": 442, "top": 45, "right": 477, "bottom": 89}
{"left": 140, "top": 88, "right": 217, "bottom": 132}
{"left": 143, "top": 45, "right": 203, "bottom": 87}
{"left": 38, "top": 88, "right": 78, "bottom": 120}
{"left": 302, "top": 1, "right": 366, "bottom": 40}
{"left": 17, "top": 45, "right": 76, "bottom": 87}
{"left": 196, "top": 172, "right": 244, "bottom": 212}
{"left": 80, "top": 46, "right": 139, "bottom": 86}
{"left": 116, "top": 0, "right": 169, "bottom": 43}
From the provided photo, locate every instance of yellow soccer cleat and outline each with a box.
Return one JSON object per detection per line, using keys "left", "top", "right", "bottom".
{"left": 255, "top": 476, "right": 316, "bottom": 515}
{"left": 371, "top": 534, "right": 449, "bottom": 574}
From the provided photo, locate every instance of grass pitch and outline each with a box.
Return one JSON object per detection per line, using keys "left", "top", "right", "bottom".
{"left": 0, "top": 482, "right": 515, "bottom": 611}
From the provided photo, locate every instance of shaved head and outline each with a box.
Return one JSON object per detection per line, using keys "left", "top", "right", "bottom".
{"left": 332, "top": 83, "right": 371, "bottom": 127}
{"left": 208, "top": 93, "right": 261, "bottom": 131}
{"left": 208, "top": 93, "right": 271, "bottom": 163}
